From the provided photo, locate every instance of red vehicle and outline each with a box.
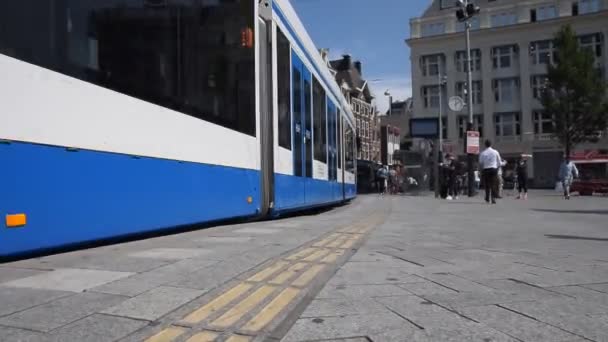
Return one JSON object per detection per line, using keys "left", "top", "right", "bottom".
{"left": 570, "top": 151, "right": 608, "bottom": 196}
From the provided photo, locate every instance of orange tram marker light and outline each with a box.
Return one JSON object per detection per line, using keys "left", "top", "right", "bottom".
{"left": 6, "top": 213, "right": 27, "bottom": 228}
{"left": 241, "top": 27, "right": 254, "bottom": 48}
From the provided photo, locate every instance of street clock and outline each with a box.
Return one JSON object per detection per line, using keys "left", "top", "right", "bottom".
{"left": 448, "top": 96, "right": 465, "bottom": 112}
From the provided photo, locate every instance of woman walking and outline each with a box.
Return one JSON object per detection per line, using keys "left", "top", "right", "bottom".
{"left": 558, "top": 157, "right": 579, "bottom": 200}
{"left": 516, "top": 157, "right": 528, "bottom": 200}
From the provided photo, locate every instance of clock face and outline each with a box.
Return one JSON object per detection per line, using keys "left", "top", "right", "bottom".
{"left": 449, "top": 96, "right": 465, "bottom": 112}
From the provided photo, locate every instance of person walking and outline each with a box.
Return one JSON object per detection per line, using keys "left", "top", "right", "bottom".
{"left": 376, "top": 165, "right": 388, "bottom": 196}
{"left": 558, "top": 156, "right": 579, "bottom": 200}
{"left": 444, "top": 154, "right": 458, "bottom": 200}
{"left": 478, "top": 140, "right": 502, "bottom": 204}
{"left": 516, "top": 157, "right": 529, "bottom": 200}
{"left": 496, "top": 159, "right": 507, "bottom": 198}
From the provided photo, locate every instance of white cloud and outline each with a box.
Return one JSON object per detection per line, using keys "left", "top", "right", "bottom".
{"left": 368, "top": 77, "right": 412, "bottom": 114}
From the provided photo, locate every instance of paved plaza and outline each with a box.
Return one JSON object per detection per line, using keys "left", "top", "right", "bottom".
{"left": 1, "top": 192, "right": 607, "bottom": 341}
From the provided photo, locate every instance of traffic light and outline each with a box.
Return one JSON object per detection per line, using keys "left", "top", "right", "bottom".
{"left": 466, "top": 3, "right": 481, "bottom": 16}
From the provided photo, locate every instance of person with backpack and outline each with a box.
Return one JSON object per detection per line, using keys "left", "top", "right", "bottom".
{"left": 376, "top": 165, "right": 388, "bottom": 196}
{"left": 516, "top": 157, "right": 529, "bottom": 200}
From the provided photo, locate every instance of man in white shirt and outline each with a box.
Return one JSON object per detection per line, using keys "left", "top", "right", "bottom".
{"left": 478, "top": 140, "right": 502, "bottom": 204}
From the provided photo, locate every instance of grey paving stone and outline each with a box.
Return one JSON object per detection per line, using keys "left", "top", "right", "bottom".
{"left": 0, "top": 287, "right": 72, "bottom": 317}
{"left": 398, "top": 281, "right": 460, "bottom": 296}
{"left": 316, "top": 283, "right": 412, "bottom": 299}
{"left": 409, "top": 315, "right": 520, "bottom": 342}
{"left": 0, "top": 267, "right": 47, "bottom": 284}
{"left": 234, "top": 227, "right": 280, "bottom": 234}
{"left": 462, "top": 305, "right": 586, "bottom": 341}
{"left": 549, "top": 285, "right": 608, "bottom": 308}
{"left": 0, "top": 292, "right": 127, "bottom": 332}
{"left": 169, "top": 256, "right": 266, "bottom": 290}
{"left": 502, "top": 298, "right": 608, "bottom": 322}
{"left": 102, "top": 286, "right": 203, "bottom": 321}
{"left": 582, "top": 283, "right": 608, "bottom": 294}
{"left": 417, "top": 273, "right": 496, "bottom": 293}
{"left": 547, "top": 315, "right": 608, "bottom": 342}
{"left": 299, "top": 297, "right": 390, "bottom": 318}
{"left": 374, "top": 295, "right": 464, "bottom": 325}
{"left": 0, "top": 326, "right": 44, "bottom": 342}
{"left": 328, "top": 265, "right": 421, "bottom": 286}
{"left": 40, "top": 314, "right": 147, "bottom": 342}
{"left": 6, "top": 253, "right": 170, "bottom": 273}
{"left": 280, "top": 312, "right": 420, "bottom": 342}
{"left": 1, "top": 268, "right": 134, "bottom": 292}
{"left": 91, "top": 258, "right": 218, "bottom": 297}
{"left": 128, "top": 248, "right": 211, "bottom": 260}
{"left": 195, "top": 236, "right": 255, "bottom": 244}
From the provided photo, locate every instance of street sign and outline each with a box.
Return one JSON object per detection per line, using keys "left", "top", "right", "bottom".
{"left": 448, "top": 96, "right": 465, "bottom": 112}
{"left": 466, "top": 131, "right": 480, "bottom": 154}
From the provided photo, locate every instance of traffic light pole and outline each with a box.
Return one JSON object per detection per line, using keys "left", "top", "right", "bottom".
{"left": 465, "top": 20, "right": 475, "bottom": 197}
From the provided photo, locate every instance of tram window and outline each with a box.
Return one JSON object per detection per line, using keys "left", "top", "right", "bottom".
{"left": 345, "top": 125, "right": 356, "bottom": 174}
{"left": 0, "top": 1, "right": 256, "bottom": 136}
{"left": 277, "top": 28, "right": 292, "bottom": 149}
{"left": 313, "top": 77, "right": 327, "bottom": 163}
{"left": 337, "top": 109, "right": 342, "bottom": 170}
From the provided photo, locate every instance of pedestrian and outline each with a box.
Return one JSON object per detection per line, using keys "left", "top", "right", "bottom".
{"left": 444, "top": 154, "right": 458, "bottom": 200}
{"left": 376, "top": 165, "right": 388, "bottom": 196}
{"left": 497, "top": 159, "right": 507, "bottom": 198}
{"left": 516, "top": 157, "right": 529, "bottom": 200}
{"left": 558, "top": 156, "right": 579, "bottom": 200}
{"left": 478, "top": 140, "right": 502, "bottom": 204}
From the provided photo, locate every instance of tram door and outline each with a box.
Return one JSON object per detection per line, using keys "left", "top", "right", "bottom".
{"left": 292, "top": 52, "right": 313, "bottom": 204}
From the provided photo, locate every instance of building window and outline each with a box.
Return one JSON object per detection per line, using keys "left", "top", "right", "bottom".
{"left": 579, "top": 33, "right": 603, "bottom": 58}
{"left": 458, "top": 115, "right": 484, "bottom": 138}
{"left": 456, "top": 81, "right": 483, "bottom": 104}
{"left": 531, "top": 5, "right": 557, "bottom": 22}
{"left": 492, "top": 45, "right": 519, "bottom": 69}
{"left": 422, "top": 85, "right": 441, "bottom": 108}
{"left": 533, "top": 111, "right": 555, "bottom": 134}
{"left": 440, "top": 0, "right": 456, "bottom": 9}
{"left": 530, "top": 40, "right": 557, "bottom": 65}
{"left": 421, "top": 22, "right": 445, "bottom": 37}
{"left": 579, "top": 0, "right": 600, "bottom": 14}
{"left": 420, "top": 54, "right": 445, "bottom": 76}
{"left": 493, "top": 78, "right": 520, "bottom": 104}
{"left": 455, "top": 49, "right": 481, "bottom": 72}
{"left": 495, "top": 112, "right": 521, "bottom": 137}
{"left": 531, "top": 75, "right": 548, "bottom": 99}
{"left": 277, "top": 28, "right": 292, "bottom": 149}
{"left": 490, "top": 12, "right": 518, "bottom": 27}
{"left": 455, "top": 16, "right": 480, "bottom": 32}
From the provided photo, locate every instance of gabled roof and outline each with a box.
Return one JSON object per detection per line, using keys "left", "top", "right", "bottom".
{"left": 329, "top": 55, "right": 374, "bottom": 103}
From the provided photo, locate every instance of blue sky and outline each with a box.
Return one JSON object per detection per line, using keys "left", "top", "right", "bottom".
{"left": 291, "top": 0, "right": 429, "bottom": 113}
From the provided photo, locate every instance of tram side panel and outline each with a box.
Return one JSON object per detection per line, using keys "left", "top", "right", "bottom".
{"left": 0, "top": 1, "right": 261, "bottom": 257}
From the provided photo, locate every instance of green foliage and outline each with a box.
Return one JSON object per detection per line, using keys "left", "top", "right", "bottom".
{"left": 540, "top": 25, "right": 608, "bottom": 156}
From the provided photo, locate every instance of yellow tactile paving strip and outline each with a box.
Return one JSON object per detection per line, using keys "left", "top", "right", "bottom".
{"left": 143, "top": 213, "right": 386, "bottom": 342}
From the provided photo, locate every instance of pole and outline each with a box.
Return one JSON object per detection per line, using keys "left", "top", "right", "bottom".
{"left": 389, "top": 96, "right": 393, "bottom": 116}
{"left": 465, "top": 17, "right": 475, "bottom": 197}
{"left": 435, "top": 65, "right": 444, "bottom": 199}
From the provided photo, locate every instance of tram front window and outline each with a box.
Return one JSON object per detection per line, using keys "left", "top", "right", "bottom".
{"left": 0, "top": 0, "right": 256, "bottom": 136}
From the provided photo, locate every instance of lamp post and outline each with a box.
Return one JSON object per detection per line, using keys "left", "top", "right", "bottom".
{"left": 384, "top": 90, "right": 393, "bottom": 116}
{"left": 456, "top": 0, "right": 480, "bottom": 198}
{"left": 434, "top": 72, "right": 448, "bottom": 198}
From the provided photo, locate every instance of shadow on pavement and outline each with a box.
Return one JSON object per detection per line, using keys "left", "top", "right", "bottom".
{"left": 532, "top": 209, "right": 608, "bottom": 215}
{"left": 545, "top": 234, "right": 608, "bottom": 241}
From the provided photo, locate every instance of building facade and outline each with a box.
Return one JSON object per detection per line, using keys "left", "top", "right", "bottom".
{"left": 381, "top": 98, "right": 414, "bottom": 148}
{"left": 327, "top": 54, "right": 381, "bottom": 163}
{"left": 380, "top": 125, "right": 401, "bottom": 166}
{"left": 407, "top": 0, "right": 608, "bottom": 187}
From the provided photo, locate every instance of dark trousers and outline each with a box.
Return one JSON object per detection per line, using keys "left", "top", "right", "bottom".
{"left": 518, "top": 176, "right": 528, "bottom": 193}
{"left": 482, "top": 168, "right": 498, "bottom": 202}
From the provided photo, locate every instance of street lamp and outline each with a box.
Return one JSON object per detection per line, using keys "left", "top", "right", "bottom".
{"left": 384, "top": 90, "right": 393, "bottom": 116}
{"left": 434, "top": 72, "right": 448, "bottom": 198}
{"left": 456, "top": 0, "right": 480, "bottom": 198}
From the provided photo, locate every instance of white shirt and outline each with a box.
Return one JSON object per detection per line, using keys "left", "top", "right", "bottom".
{"left": 479, "top": 147, "right": 502, "bottom": 170}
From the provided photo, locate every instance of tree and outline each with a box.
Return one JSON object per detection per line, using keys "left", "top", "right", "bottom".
{"left": 541, "top": 25, "right": 608, "bottom": 157}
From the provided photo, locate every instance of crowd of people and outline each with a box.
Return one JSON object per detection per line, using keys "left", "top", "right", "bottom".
{"left": 437, "top": 139, "right": 578, "bottom": 203}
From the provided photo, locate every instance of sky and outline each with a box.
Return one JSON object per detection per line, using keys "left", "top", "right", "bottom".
{"left": 291, "top": 0, "right": 429, "bottom": 114}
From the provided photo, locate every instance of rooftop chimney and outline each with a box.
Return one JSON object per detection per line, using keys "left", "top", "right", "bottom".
{"left": 341, "top": 54, "right": 352, "bottom": 70}
{"left": 354, "top": 61, "right": 362, "bottom": 75}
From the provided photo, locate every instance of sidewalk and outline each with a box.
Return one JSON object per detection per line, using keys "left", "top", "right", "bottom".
{"left": 282, "top": 193, "right": 608, "bottom": 341}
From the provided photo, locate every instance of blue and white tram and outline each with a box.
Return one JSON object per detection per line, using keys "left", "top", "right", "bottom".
{"left": 0, "top": 0, "right": 357, "bottom": 258}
